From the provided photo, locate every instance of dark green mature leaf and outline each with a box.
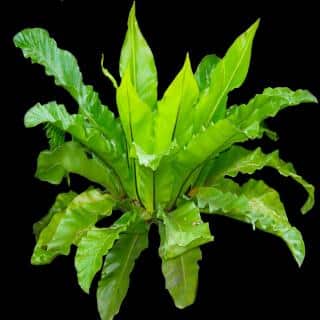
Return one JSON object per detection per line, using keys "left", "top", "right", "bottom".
{"left": 33, "top": 191, "right": 77, "bottom": 239}
{"left": 97, "top": 218, "right": 149, "bottom": 320}
{"left": 36, "top": 141, "right": 123, "bottom": 197}
{"left": 159, "top": 202, "right": 213, "bottom": 259}
{"left": 161, "top": 247, "right": 202, "bottom": 309}
{"left": 155, "top": 54, "right": 199, "bottom": 152}
{"left": 119, "top": 2, "right": 158, "bottom": 108}
{"left": 13, "top": 28, "right": 124, "bottom": 148}
{"left": 24, "top": 102, "right": 134, "bottom": 197}
{"left": 194, "top": 179, "right": 305, "bottom": 266}
{"left": 202, "top": 145, "right": 314, "bottom": 213}
{"left": 75, "top": 211, "right": 136, "bottom": 293}
{"left": 194, "top": 20, "right": 259, "bottom": 131}
{"left": 195, "top": 54, "right": 220, "bottom": 92}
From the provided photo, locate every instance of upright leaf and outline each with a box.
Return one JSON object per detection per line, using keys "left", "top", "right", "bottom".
{"left": 193, "top": 179, "right": 305, "bottom": 266}
{"left": 36, "top": 141, "right": 123, "bottom": 197}
{"left": 75, "top": 211, "right": 136, "bottom": 293}
{"left": 194, "top": 20, "right": 259, "bottom": 130}
{"left": 97, "top": 219, "right": 149, "bottom": 320}
{"left": 202, "top": 145, "right": 314, "bottom": 213}
{"left": 161, "top": 247, "right": 202, "bottom": 309}
{"left": 195, "top": 54, "right": 220, "bottom": 92}
{"left": 155, "top": 54, "right": 199, "bottom": 153}
{"left": 159, "top": 202, "right": 213, "bottom": 259}
{"left": 119, "top": 2, "right": 158, "bottom": 107}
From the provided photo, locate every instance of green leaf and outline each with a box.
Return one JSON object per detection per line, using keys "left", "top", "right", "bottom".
{"left": 228, "top": 87, "right": 317, "bottom": 138}
{"left": 33, "top": 191, "right": 77, "bottom": 239}
{"left": 195, "top": 54, "right": 220, "bottom": 92}
{"left": 75, "top": 211, "right": 136, "bottom": 293}
{"left": 31, "top": 189, "right": 116, "bottom": 265}
{"left": 159, "top": 202, "right": 213, "bottom": 259}
{"left": 155, "top": 54, "right": 199, "bottom": 154}
{"left": 44, "top": 123, "right": 65, "bottom": 149}
{"left": 160, "top": 87, "right": 317, "bottom": 208}
{"left": 194, "top": 179, "right": 305, "bottom": 266}
{"left": 47, "top": 189, "right": 116, "bottom": 251}
{"left": 36, "top": 141, "right": 123, "bottom": 197}
{"left": 97, "top": 218, "right": 149, "bottom": 320}
{"left": 202, "top": 145, "right": 314, "bottom": 213}
{"left": 116, "top": 70, "right": 153, "bottom": 159}
{"left": 13, "top": 28, "right": 124, "bottom": 147}
{"left": 158, "top": 119, "right": 248, "bottom": 208}
{"left": 194, "top": 20, "right": 259, "bottom": 130}
{"left": 119, "top": 2, "right": 158, "bottom": 108}
{"left": 161, "top": 247, "right": 202, "bottom": 309}
{"left": 24, "top": 102, "right": 134, "bottom": 197}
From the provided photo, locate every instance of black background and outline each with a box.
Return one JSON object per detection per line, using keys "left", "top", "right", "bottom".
{"left": 3, "top": 0, "right": 320, "bottom": 319}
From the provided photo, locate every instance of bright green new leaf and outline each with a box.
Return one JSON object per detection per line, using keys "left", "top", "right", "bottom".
{"left": 202, "top": 145, "right": 314, "bottom": 213}
{"left": 16, "top": 6, "right": 317, "bottom": 320}
{"left": 161, "top": 247, "right": 202, "bottom": 309}
{"left": 119, "top": 2, "right": 158, "bottom": 108}
{"left": 97, "top": 219, "right": 149, "bottom": 320}
{"left": 159, "top": 202, "right": 213, "bottom": 259}
{"left": 193, "top": 179, "right": 305, "bottom": 266}
{"left": 194, "top": 20, "right": 259, "bottom": 130}
{"left": 75, "top": 211, "right": 136, "bottom": 293}
{"left": 155, "top": 54, "right": 199, "bottom": 154}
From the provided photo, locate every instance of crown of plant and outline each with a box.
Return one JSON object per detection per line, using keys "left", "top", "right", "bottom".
{"left": 14, "top": 3, "right": 317, "bottom": 320}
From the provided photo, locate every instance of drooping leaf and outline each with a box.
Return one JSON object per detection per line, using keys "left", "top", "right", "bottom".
{"left": 194, "top": 20, "right": 259, "bottom": 130}
{"left": 161, "top": 247, "right": 202, "bottom": 309}
{"left": 193, "top": 179, "right": 305, "bottom": 266}
{"left": 97, "top": 218, "right": 149, "bottom": 320}
{"left": 36, "top": 141, "right": 123, "bottom": 197}
{"left": 75, "top": 211, "right": 136, "bottom": 293}
{"left": 195, "top": 54, "right": 220, "bottom": 92}
{"left": 33, "top": 191, "right": 77, "bottom": 239}
{"left": 24, "top": 102, "right": 134, "bottom": 197}
{"left": 159, "top": 202, "right": 213, "bottom": 259}
{"left": 119, "top": 2, "right": 158, "bottom": 108}
{"left": 47, "top": 189, "right": 116, "bottom": 251}
{"left": 32, "top": 189, "right": 116, "bottom": 265}
{"left": 201, "top": 145, "right": 314, "bottom": 213}
{"left": 13, "top": 28, "right": 124, "bottom": 148}
{"left": 155, "top": 54, "right": 199, "bottom": 154}
{"left": 227, "top": 87, "right": 317, "bottom": 138}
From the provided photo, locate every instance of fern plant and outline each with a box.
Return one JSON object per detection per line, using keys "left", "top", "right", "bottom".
{"left": 14, "top": 3, "right": 317, "bottom": 319}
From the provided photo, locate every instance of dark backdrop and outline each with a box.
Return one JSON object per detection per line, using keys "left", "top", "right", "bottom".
{"left": 3, "top": 0, "right": 320, "bottom": 319}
